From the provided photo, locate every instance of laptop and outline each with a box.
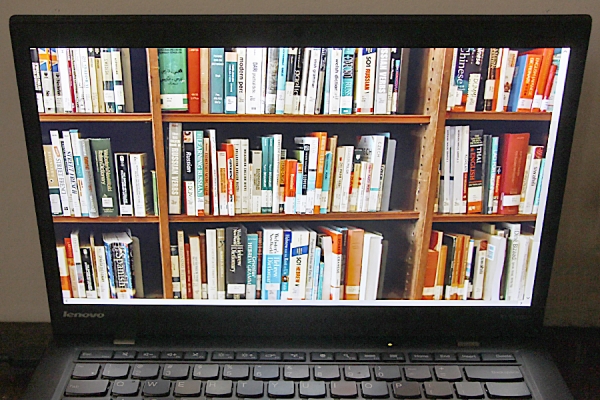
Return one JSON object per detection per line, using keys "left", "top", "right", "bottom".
{"left": 10, "top": 14, "right": 590, "bottom": 400}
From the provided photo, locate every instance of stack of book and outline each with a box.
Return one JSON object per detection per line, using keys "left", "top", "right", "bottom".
{"left": 43, "top": 129, "right": 156, "bottom": 218}
{"left": 437, "top": 127, "right": 545, "bottom": 215}
{"left": 446, "top": 48, "right": 561, "bottom": 113}
{"left": 171, "top": 225, "right": 387, "bottom": 301}
{"left": 32, "top": 47, "right": 134, "bottom": 114}
{"left": 158, "top": 47, "right": 410, "bottom": 115}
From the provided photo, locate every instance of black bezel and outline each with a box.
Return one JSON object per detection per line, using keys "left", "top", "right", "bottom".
{"left": 10, "top": 15, "right": 591, "bottom": 340}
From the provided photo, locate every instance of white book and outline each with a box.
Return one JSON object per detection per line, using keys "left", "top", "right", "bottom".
{"left": 77, "top": 48, "right": 93, "bottom": 113}
{"left": 70, "top": 231, "right": 87, "bottom": 298}
{"left": 70, "top": 131, "right": 89, "bottom": 217}
{"left": 168, "top": 123, "right": 182, "bottom": 214}
{"left": 447, "top": 48, "right": 458, "bottom": 110}
{"left": 177, "top": 230, "right": 187, "bottom": 299}
{"left": 62, "top": 131, "right": 82, "bottom": 217}
{"left": 203, "top": 137, "right": 211, "bottom": 211}
{"left": 270, "top": 134, "right": 282, "bottom": 214}
{"left": 522, "top": 235, "right": 539, "bottom": 303}
{"left": 318, "top": 235, "right": 333, "bottom": 301}
{"left": 522, "top": 146, "right": 544, "bottom": 214}
{"left": 170, "top": 246, "right": 181, "bottom": 299}
{"left": 251, "top": 150, "right": 262, "bottom": 213}
{"left": 353, "top": 48, "right": 377, "bottom": 114}
{"left": 129, "top": 153, "right": 151, "bottom": 217}
{"left": 472, "top": 229, "right": 506, "bottom": 302}
{"left": 38, "top": 48, "right": 56, "bottom": 113}
{"left": 494, "top": 48, "right": 509, "bottom": 111}
{"left": 81, "top": 139, "right": 99, "bottom": 218}
{"left": 93, "top": 245, "right": 111, "bottom": 300}
{"left": 260, "top": 48, "right": 268, "bottom": 114}
{"left": 360, "top": 233, "right": 383, "bottom": 301}
{"left": 100, "top": 48, "right": 115, "bottom": 112}
{"left": 69, "top": 48, "right": 84, "bottom": 112}
{"left": 50, "top": 130, "right": 71, "bottom": 216}
{"left": 206, "top": 229, "right": 218, "bottom": 300}
{"left": 298, "top": 48, "right": 311, "bottom": 114}
{"left": 356, "top": 161, "right": 371, "bottom": 212}
{"left": 499, "top": 222, "right": 521, "bottom": 301}
{"left": 356, "top": 135, "right": 386, "bottom": 212}
{"left": 328, "top": 48, "right": 343, "bottom": 114}
{"left": 189, "top": 235, "right": 202, "bottom": 300}
{"left": 516, "top": 234, "right": 531, "bottom": 301}
{"left": 294, "top": 137, "right": 318, "bottom": 214}
{"left": 93, "top": 49, "right": 106, "bottom": 113}
{"left": 87, "top": 49, "right": 100, "bottom": 112}
{"left": 57, "top": 48, "right": 73, "bottom": 113}
{"left": 236, "top": 47, "right": 246, "bottom": 114}
{"left": 518, "top": 151, "right": 533, "bottom": 215}
{"left": 462, "top": 238, "right": 475, "bottom": 300}
{"left": 304, "top": 48, "right": 321, "bottom": 114}
{"left": 461, "top": 126, "right": 470, "bottom": 213}
{"left": 471, "top": 239, "right": 488, "bottom": 300}
{"left": 331, "top": 146, "right": 346, "bottom": 212}
{"left": 439, "top": 126, "right": 452, "bottom": 214}
{"left": 288, "top": 227, "right": 310, "bottom": 300}
{"left": 56, "top": 245, "right": 71, "bottom": 299}
{"left": 284, "top": 48, "right": 297, "bottom": 114}
{"left": 304, "top": 229, "right": 317, "bottom": 300}
{"left": 374, "top": 48, "right": 390, "bottom": 114}
{"left": 111, "top": 48, "right": 126, "bottom": 112}
{"left": 339, "top": 146, "right": 354, "bottom": 212}
{"left": 262, "top": 226, "right": 284, "bottom": 300}
{"left": 227, "top": 139, "right": 242, "bottom": 214}
{"left": 207, "top": 129, "right": 219, "bottom": 216}
{"left": 245, "top": 48, "right": 262, "bottom": 114}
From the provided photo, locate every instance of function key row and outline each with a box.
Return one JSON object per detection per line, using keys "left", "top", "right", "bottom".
{"left": 79, "top": 350, "right": 515, "bottom": 363}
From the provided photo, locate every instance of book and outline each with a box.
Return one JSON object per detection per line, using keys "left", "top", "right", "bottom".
{"left": 80, "top": 246, "right": 97, "bottom": 299}
{"left": 245, "top": 48, "right": 263, "bottom": 114}
{"left": 246, "top": 233, "right": 258, "bottom": 300}
{"left": 520, "top": 145, "right": 544, "bottom": 214}
{"left": 265, "top": 48, "right": 279, "bottom": 114}
{"left": 356, "top": 135, "right": 386, "bottom": 212}
{"left": 170, "top": 245, "right": 181, "bottom": 299}
{"left": 359, "top": 232, "right": 383, "bottom": 301}
{"left": 209, "top": 48, "right": 225, "bottom": 114}
{"left": 344, "top": 226, "right": 364, "bottom": 300}
{"left": 304, "top": 48, "right": 321, "bottom": 114}
{"left": 92, "top": 242, "right": 110, "bottom": 300}
{"left": 38, "top": 48, "right": 56, "bottom": 113}
{"left": 450, "top": 48, "right": 485, "bottom": 112}
{"left": 235, "top": 47, "right": 246, "bottom": 114}
{"left": 70, "top": 130, "right": 89, "bottom": 217}
{"left": 294, "top": 136, "right": 318, "bottom": 214}
{"left": 43, "top": 144, "right": 62, "bottom": 215}
{"left": 199, "top": 233, "right": 208, "bottom": 299}
{"left": 499, "top": 222, "right": 522, "bottom": 301}
{"left": 473, "top": 227, "right": 506, "bottom": 301}
{"left": 103, "top": 232, "right": 134, "bottom": 299}
{"left": 374, "top": 48, "right": 391, "bottom": 114}
{"left": 530, "top": 48, "right": 555, "bottom": 112}
{"left": 260, "top": 136, "right": 274, "bottom": 213}
{"left": 207, "top": 129, "right": 219, "bottom": 216}
{"left": 187, "top": 48, "right": 201, "bottom": 113}
{"left": 205, "top": 229, "right": 218, "bottom": 300}
{"left": 129, "top": 153, "right": 153, "bottom": 217}
{"left": 226, "top": 226, "right": 247, "bottom": 299}
{"left": 131, "top": 236, "right": 143, "bottom": 298}
{"left": 110, "top": 48, "right": 125, "bottom": 113}
{"left": 200, "top": 48, "right": 210, "bottom": 114}
{"left": 379, "top": 138, "right": 397, "bottom": 212}
{"left": 318, "top": 226, "right": 343, "bottom": 300}
{"left": 298, "top": 48, "right": 311, "bottom": 114}
{"left": 158, "top": 48, "right": 188, "bottom": 111}
{"left": 114, "top": 153, "right": 133, "bottom": 216}
{"left": 194, "top": 131, "right": 205, "bottom": 216}
{"left": 56, "top": 245, "right": 72, "bottom": 299}
{"left": 498, "top": 133, "right": 530, "bottom": 214}
{"left": 30, "top": 48, "right": 45, "bottom": 112}
{"left": 167, "top": 123, "right": 182, "bottom": 214}
{"left": 217, "top": 150, "right": 228, "bottom": 216}
{"left": 262, "top": 226, "right": 284, "bottom": 300}
{"left": 93, "top": 48, "right": 105, "bottom": 112}
{"left": 88, "top": 138, "right": 118, "bottom": 217}
{"left": 340, "top": 48, "right": 355, "bottom": 115}
{"left": 280, "top": 227, "right": 292, "bottom": 300}
{"left": 283, "top": 159, "right": 298, "bottom": 215}
{"left": 80, "top": 139, "right": 100, "bottom": 218}
{"left": 467, "top": 130, "right": 484, "bottom": 213}
{"left": 353, "top": 48, "right": 376, "bottom": 114}
{"left": 292, "top": 48, "right": 304, "bottom": 114}
{"left": 57, "top": 48, "right": 73, "bottom": 112}
{"left": 177, "top": 230, "right": 187, "bottom": 299}
{"left": 287, "top": 227, "right": 310, "bottom": 300}
{"left": 284, "top": 48, "right": 297, "bottom": 114}
{"left": 216, "top": 228, "right": 226, "bottom": 300}
{"left": 482, "top": 48, "right": 499, "bottom": 112}
{"left": 225, "top": 49, "right": 238, "bottom": 114}
{"left": 61, "top": 131, "right": 82, "bottom": 217}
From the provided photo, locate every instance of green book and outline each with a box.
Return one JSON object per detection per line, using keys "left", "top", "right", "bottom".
{"left": 261, "top": 136, "right": 273, "bottom": 213}
{"left": 158, "top": 48, "right": 188, "bottom": 111}
{"left": 89, "top": 138, "right": 119, "bottom": 217}
{"left": 225, "top": 50, "right": 238, "bottom": 114}
{"left": 210, "top": 48, "right": 225, "bottom": 113}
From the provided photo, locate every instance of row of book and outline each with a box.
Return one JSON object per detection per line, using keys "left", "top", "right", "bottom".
{"left": 168, "top": 124, "right": 397, "bottom": 216}
{"left": 32, "top": 47, "right": 134, "bottom": 114}
{"left": 159, "top": 47, "right": 409, "bottom": 115}
{"left": 57, "top": 230, "right": 143, "bottom": 300}
{"left": 447, "top": 47, "right": 561, "bottom": 113}
{"left": 43, "top": 130, "right": 157, "bottom": 218}
{"left": 437, "top": 127, "right": 545, "bottom": 215}
{"left": 171, "top": 225, "right": 387, "bottom": 301}
{"left": 423, "top": 222, "right": 537, "bottom": 302}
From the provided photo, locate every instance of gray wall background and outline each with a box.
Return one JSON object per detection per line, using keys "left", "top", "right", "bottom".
{"left": 0, "top": 1, "right": 598, "bottom": 325}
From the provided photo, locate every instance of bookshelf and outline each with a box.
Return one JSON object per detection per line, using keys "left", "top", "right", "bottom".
{"left": 41, "top": 46, "right": 553, "bottom": 302}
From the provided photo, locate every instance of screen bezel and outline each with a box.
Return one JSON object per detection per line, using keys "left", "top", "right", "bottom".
{"left": 10, "top": 14, "right": 591, "bottom": 339}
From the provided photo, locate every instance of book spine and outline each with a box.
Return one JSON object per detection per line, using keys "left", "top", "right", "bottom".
{"left": 70, "top": 232, "right": 87, "bottom": 298}
{"left": 227, "top": 139, "right": 241, "bottom": 214}
{"left": 110, "top": 48, "right": 125, "bottom": 113}
{"left": 245, "top": 48, "right": 261, "bottom": 114}
{"left": 89, "top": 138, "right": 119, "bottom": 217}
{"left": 270, "top": 135, "right": 282, "bottom": 213}
{"left": 92, "top": 244, "right": 110, "bottom": 300}
{"left": 56, "top": 48, "right": 73, "bottom": 112}
{"left": 523, "top": 146, "right": 544, "bottom": 214}
{"left": 246, "top": 233, "right": 258, "bottom": 299}
{"left": 129, "top": 153, "right": 151, "bottom": 217}
{"left": 86, "top": 48, "right": 99, "bottom": 113}
{"left": 170, "top": 245, "right": 181, "bottom": 299}
{"left": 93, "top": 48, "right": 105, "bottom": 113}
{"left": 200, "top": 48, "right": 210, "bottom": 114}
{"left": 284, "top": 159, "right": 298, "bottom": 214}
{"left": 38, "top": 48, "right": 56, "bottom": 113}
{"left": 280, "top": 229, "right": 292, "bottom": 300}
{"left": 284, "top": 48, "right": 298, "bottom": 114}
{"left": 158, "top": 48, "right": 188, "bottom": 111}
{"left": 320, "top": 151, "right": 333, "bottom": 214}
{"left": 100, "top": 48, "right": 116, "bottom": 112}
{"left": 209, "top": 48, "right": 225, "bottom": 113}
{"left": 292, "top": 48, "right": 304, "bottom": 114}
{"left": 30, "top": 48, "right": 45, "bottom": 113}
{"left": 203, "top": 138, "right": 211, "bottom": 213}
{"left": 532, "top": 158, "right": 546, "bottom": 214}
{"left": 195, "top": 131, "right": 205, "bottom": 216}
{"left": 199, "top": 233, "right": 208, "bottom": 299}
{"left": 217, "top": 150, "right": 229, "bottom": 216}
{"left": 49, "top": 131, "right": 71, "bottom": 216}
{"left": 49, "top": 48, "right": 63, "bottom": 113}
{"left": 328, "top": 48, "right": 343, "bottom": 115}
{"left": 226, "top": 226, "right": 247, "bottom": 299}
{"left": 467, "top": 131, "right": 484, "bottom": 214}
{"left": 303, "top": 48, "right": 321, "bottom": 114}
{"left": 43, "top": 145, "right": 62, "bottom": 215}
{"left": 62, "top": 132, "right": 82, "bottom": 217}
{"left": 498, "top": 133, "right": 530, "bottom": 215}
{"left": 70, "top": 131, "right": 89, "bottom": 217}
{"left": 483, "top": 48, "right": 499, "bottom": 111}
{"left": 187, "top": 48, "right": 201, "bottom": 113}
{"left": 262, "top": 227, "right": 283, "bottom": 300}
{"left": 222, "top": 143, "right": 236, "bottom": 216}
{"left": 295, "top": 161, "right": 304, "bottom": 214}
{"left": 353, "top": 48, "right": 376, "bottom": 114}
{"left": 81, "top": 139, "right": 99, "bottom": 218}
{"left": 261, "top": 137, "right": 272, "bottom": 213}
{"left": 289, "top": 229, "right": 310, "bottom": 300}
{"left": 275, "top": 47, "right": 289, "bottom": 114}
{"left": 374, "top": 48, "right": 390, "bottom": 114}
{"left": 207, "top": 129, "right": 219, "bottom": 215}
{"left": 206, "top": 229, "right": 218, "bottom": 299}
{"left": 260, "top": 48, "right": 268, "bottom": 113}
{"left": 251, "top": 150, "right": 262, "bottom": 214}
{"left": 64, "top": 238, "right": 80, "bottom": 298}
{"left": 340, "top": 48, "right": 355, "bottom": 114}
{"left": 114, "top": 153, "right": 133, "bottom": 216}
{"left": 216, "top": 228, "right": 226, "bottom": 299}
{"left": 168, "top": 123, "right": 182, "bottom": 214}
{"left": 80, "top": 247, "right": 97, "bottom": 299}
{"left": 225, "top": 50, "right": 238, "bottom": 114}
{"left": 177, "top": 230, "right": 187, "bottom": 299}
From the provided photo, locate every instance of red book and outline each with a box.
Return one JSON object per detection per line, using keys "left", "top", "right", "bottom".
{"left": 184, "top": 242, "right": 193, "bottom": 298}
{"left": 187, "top": 48, "right": 201, "bottom": 113}
{"left": 256, "top": 230, "right": 263, "bottom": 300}
{"left": 498, "top": 133, "right": 530, "bottom": 214}
{"left": 220, "top": 143, "right": 236, "bottom": 216}
{"left": 524, "top": 48, "right": 555, "bottom": 112}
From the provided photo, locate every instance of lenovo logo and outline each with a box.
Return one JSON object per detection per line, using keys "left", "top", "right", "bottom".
{"left": 63, "top": 311, "right": 105, "bottom": 319}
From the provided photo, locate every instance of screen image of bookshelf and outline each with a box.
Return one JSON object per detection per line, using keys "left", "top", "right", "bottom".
{"left": 35, "top": 46, "right": 565, "bottom": 305}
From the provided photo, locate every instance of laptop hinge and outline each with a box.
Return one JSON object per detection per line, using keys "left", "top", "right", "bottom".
{"left": 457, "top": 341, "right": 480, "bottom": 347}
{"left": 113, "top": 338, "right": 136, "bottom": 345}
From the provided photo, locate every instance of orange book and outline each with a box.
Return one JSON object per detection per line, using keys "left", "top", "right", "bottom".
{"left": 517, "top": 54, "right": 543, "bottom": 112}
{"left": 498, "top": 133, "right": 530, "bottom": 215}
{"left": 422, "top": 249, "right": 439, "bottom": 300}
{"left": 491, "top": 48, "right": 505, "bottom": 112}
{"left": 318, "top": 226, "right": 344, "bottom": 300}
{"left": 309, "top": 131, "right": 328, "bottom": 213}
{"left": 220, "top": 143, "right": 236, "bottom": 216}
{"left": 525, "top": 48, "right": 555, "bottom": 112}
{"left": 63, "top": 237, "right": 79, "bottom": 298}
{"left": 200, "top": 48, "right": 210, "bottom": 114}
{"left": 56, "top": 244, "right": 72, "bottom": 299}
{"left": 457, "top": 234, "right": 471, "bottom": 300}
{"left": 344, "top": 227, "right": 364, "bottom": 300}
{"left": 283, "top": 159, "right": 298, "bottom": 214}
{"left": 429, "top": 230, "right": 446, "bottom": 300}
{"left": 187, "top": 48, "right": 201, "bottom": 113}
{"left": 437, "top": 245, "right": 448, "bottom": 300}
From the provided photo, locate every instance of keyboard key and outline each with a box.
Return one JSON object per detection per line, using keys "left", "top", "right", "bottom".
{"left": 373, "top": 365, "right": 401, "bottom": 381}
{"left": 72, "top": 363, "right": 100, "bottom": 379}
{"left": 344, "top": 365, "right": 371, "bottom": 381}
{"left": 173, "top": 380, "right": 202, "bottom": 397}
{"left": 485, "top": 382, "right": 531, "bottom": 398}
{"left": 454, "top": 382, "right": 484, "bottom": 398}
{"left": 434, "top": 366, "right": 462, "bottom": 381}
{"left": 335, "top": 352, "right": 358, "bottom": 362}
{"left": 409, "top": 353, "right": 433, "bottom": 362}
{"left": 361, "top": 381, "right": 389, "bottom": 398}
{"left": 300, "top": 381, "right": 327, "bottom": 398}
{"left": 283, "top": 352, "right": 306, "bottom": 362}
{"left": 404, "top": 366, "right": 432, "bottom": 381}
{"left": 205, "top": 380, "right": 233, "bottom": 397}
{"left": 132, "top": 364, "right": 160, "bottom": 379}
{"left": 314, "top": 365, "right": 340, "bottom": 380}
{"left": 184, "top": 351, "right": 207, "bottom": 361}
{"left": 381, "top": 353, "right": 405, "bottom": 362}
{"left": 223, "top": 364, "right": 249, "bottom": 380}
{"left": 254, "top": 365, "right": 280, "bottom": 380}
{"left": 236, "top": 351, "right": 259, "bottom": 361}
{"left": 458, "top": 353, "right": 481, "bottom": 362}
{"left": 284, "top": 364, "right": 310, "bottom": 380}
{"left": 160, "top": 351, "right": 183, "bottom": 360}
{"left": 259, "top": 351, "right": 282, "bottom": 361}
{"left": 358, "top": 352, "right": 380, "bottom": 361}
{"left": 64, "top": 379, "right": 109, "bottom": 396}
{"left": 212, "top": 351, "right": 235, "bottom": 361}
{"left": 102, "top": 363, "right": 130, "bottom": 379}
{"left": 79, "top": 350, "right": 112, "bottom": 360}
{"left": 481, "top": 353, "right": 517, "bottom": 362}
{"left": 392, "top": 381, "right": 421, "bottom": 398}
{"left": 237, "top": 380, "right": 264, "bottom": 397}
{"left": 268, "top": 381, "right": 295, "bottom": 397}
{"left": 192, "top": 364, "right": 219, "bottom": 380}
{"left": 142, "top": 380, "right": 171, "bottom": 396}
{"left": 162, "top": 364, "right": 189, "bottom": 380}
{"left": 424, "top": 382, "right": 453, "bottom": 398}
{"left": 331, "top": 381, "right": 358, "bottom": 398}
{"left": 312, "top": 352, "right": 335, "bottom": 362}
{"left": 464, "top": 366, "right": 523, "bottom": 382}
{"left": 111, "top": 379, "right": 139, "bottom": 396}
{"left": 138, "top": 351, "right": 159, "bottom": 360}
{"left": 113, "top": 350, "right": 136, "bottom": 360}
{"left": 434, "top": 353, "right": 457, "bottom": 362}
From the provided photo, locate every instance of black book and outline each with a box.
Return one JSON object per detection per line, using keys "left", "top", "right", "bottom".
{"left": 114, "top": 153, "right": 133, "bottom": 216}
{"left": 226, "top": 225, "right": 247, "bottom": 299}
{"left": 80, "top": 246, "right": 97, "bottom": 298}
{"left": 475, "top": 48, "right": 490, "bottom": 111}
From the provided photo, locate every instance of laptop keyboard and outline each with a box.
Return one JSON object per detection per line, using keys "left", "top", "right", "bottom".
{"left": 63, "top": 350, "right": 531, "bottom": 399}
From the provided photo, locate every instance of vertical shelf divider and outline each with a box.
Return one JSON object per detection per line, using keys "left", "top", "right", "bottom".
{"left": 147, "top": 48, "right": 173, "bottom": 299}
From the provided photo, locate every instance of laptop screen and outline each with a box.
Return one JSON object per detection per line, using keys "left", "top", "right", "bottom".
{"left": 11, "top": 17, "right": 589, "bottom": 323}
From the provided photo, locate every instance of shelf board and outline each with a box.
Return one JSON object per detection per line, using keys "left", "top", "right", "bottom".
{"left": 53, "top": 216, "right": 160, "bottom": 223}
{"left": 39, "top": 113, "right": 153, "bottom": 122}
{"left": 432, "top": 214, "right": 537, "bottom": 223}
{"left": 445, "top": 111, "right": 552, "bottom": 121}
{"left": 170, "top": 211, "right": 420, "bottom": 223}
{"left": 162, "top": 114, "right": 431, "bottom": 124}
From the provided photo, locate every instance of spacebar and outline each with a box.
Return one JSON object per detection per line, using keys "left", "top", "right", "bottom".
{"left": 62, "top": 398, "right": 109, "bottom": 400}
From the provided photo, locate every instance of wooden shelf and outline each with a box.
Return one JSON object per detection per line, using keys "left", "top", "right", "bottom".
{"left": 39, "top": 113, "right": 153, "bottom": 122}
{"left": 446, "top": 111, "right": 552, "bottom": 121}
{"left": 169, "top": 211, "right": 420, "bottom": 223}
{"left": 162, "top": 114, "right": 431, "bottom": 124}
{"left": 432, "top": 214, "right": 537, "bottom": 223}
{"left": 53, "top": 216, "right": 160, "bottom": 223}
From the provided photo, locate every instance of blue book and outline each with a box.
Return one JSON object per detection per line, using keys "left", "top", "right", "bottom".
{"left": 309, "top": 246, "right": 321, "bottom": 300}
{"left": 488, "top": 136, "right": 500, "bottom": 214}
{"left": 507, "top": 55, "right": 526, "bottom": 112}
{"left": 533, "top": 158, "right": 546, "bottom": 213}
{"left": 320, "top": 151, "right": 333, "bottom": 214}
{"left": 281, "top": 228, "right": 292, "bottom": 299}
{"left": 210, "top": 48, "right": 225, "bottom": 113}
{"left": 246, "top": 233, "right": 258, "bottom": 299}
{"left": 262, "top": 226, "right": 283, "bottom": 300}
{"left": 340, "top": 48, "right": 355, "bottom": 114}
{"left": 261, "top": 136, "right": 274, "bottom": 213}
{"left": 225, "top": 51, "right": 237, "bottom": 114}
{"left": 317, "top": 261, "right": 325, "bottom": 300}
{"left": 276, "top": 47, "right": 289, "bottom": 114}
